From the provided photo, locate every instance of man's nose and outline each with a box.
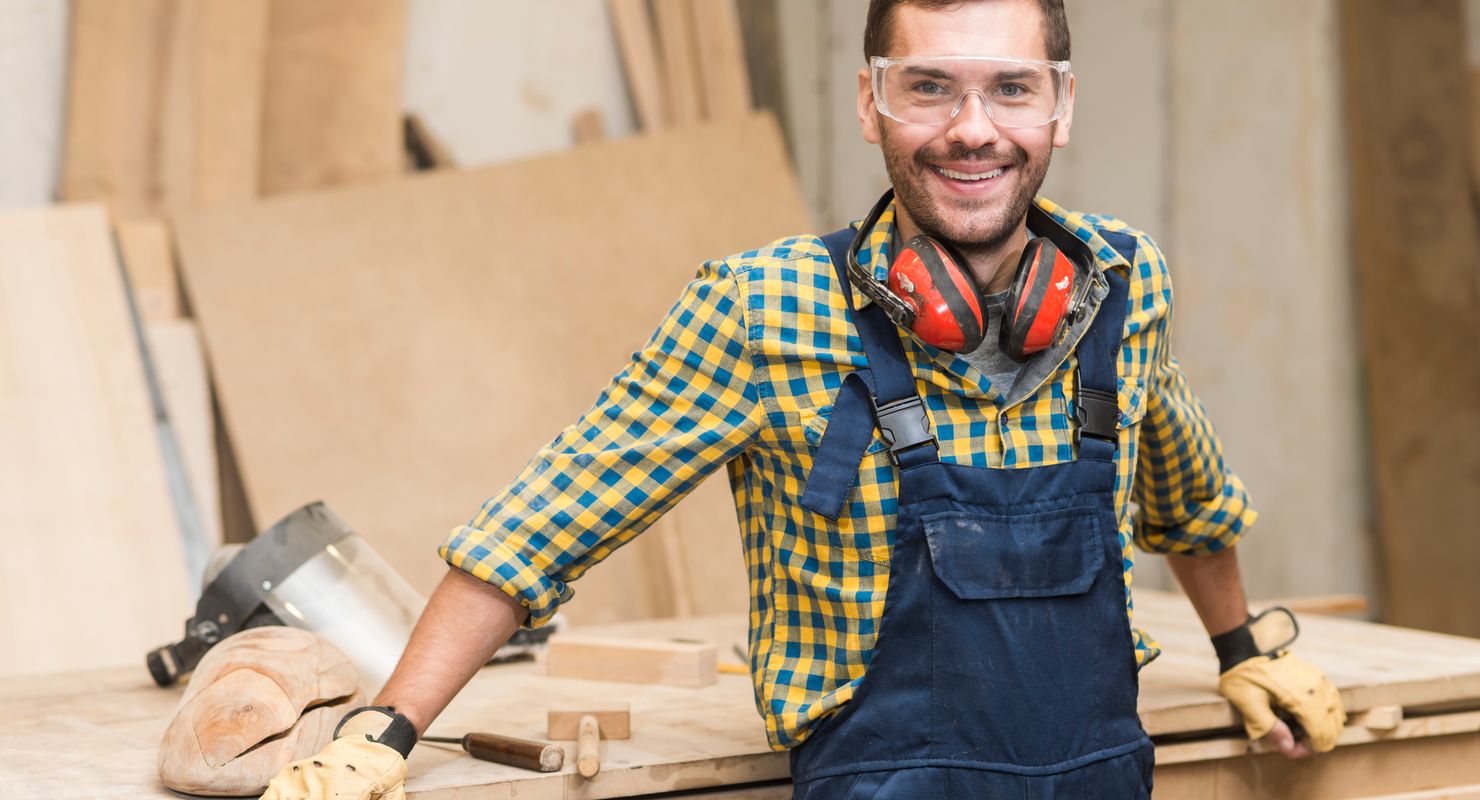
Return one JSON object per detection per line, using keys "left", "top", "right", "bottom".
{"left": 944, "top": 90, "right": 1001, "bottom": 149}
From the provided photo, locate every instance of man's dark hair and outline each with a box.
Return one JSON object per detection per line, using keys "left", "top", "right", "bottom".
{"left": 863, "top": 0, "right": 1071, "bottom": 62}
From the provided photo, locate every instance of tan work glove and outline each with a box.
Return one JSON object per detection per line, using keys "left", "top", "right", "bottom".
{"left": 261, "top": 707, "right": 413, "bottom": 800}
{"left": 1213, "top": 608, "right": 1347, "bottom": 753}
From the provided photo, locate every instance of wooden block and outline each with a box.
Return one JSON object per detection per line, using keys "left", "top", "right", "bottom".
{"left": 115, "top": 218, "right": 180, "bottom": 321}
{"left": 259, "top": 0, "right": 407, "bottom": 194}
{"left": 1360, "top": 704, "right": 1403, "bottom": 732}
{"left": 608, "top": 0, "right": 668, "bottom": 131}
{"left": 0, "top": 204, "right": 191, "bottom": 677}
{"left": 692, "top": 0, "right": 753, "bottom": 120}
{"left": 655, "top": 0, "right": 704, "bottom": 125}
{"left": 171, "top": 113, "right": 806, "bottom": 617}
{"left": 547, "top": 703, "right": 631, "bottom": 739}
{"left": 545, "top": 635, "right": 716, "bottom": 687}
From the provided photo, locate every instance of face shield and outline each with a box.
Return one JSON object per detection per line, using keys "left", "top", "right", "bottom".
{"left": 148, "top": 502, "right": 426, "bottom": 696}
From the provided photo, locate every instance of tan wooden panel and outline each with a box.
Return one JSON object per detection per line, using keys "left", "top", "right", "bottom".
{"left": 1342, "top": 1, "right": 1480, "bottom": 636}
{"left": 146, "top": 320, "right": 220, "bottom": 549}
{"left": 655, "top": 0, "right": 704, "bottom": 125}
{"left": 692, "top": 0, "right": 752, "bottom": 120}
{"left": 259, "top": 0, "right": 407, "bottom": 194}
{"left": 60, "top": 0, "right": 175, "bottom": 218}
{"left": 173, "top": 113, "right": 807, "bottom": 624}
{"left": 0, "top": 204, "right": 191, "bottom": 677}
{"left": 116, "top": 218, "right": 180, "bottom": 321}
{"left": 608, "top": 0, "right": 668, "bottom": 132}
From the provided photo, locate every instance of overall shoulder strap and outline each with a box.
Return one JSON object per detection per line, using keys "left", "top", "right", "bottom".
{"left": 1073, "top": 270, "right": 1130, "bottom": 463}
{"left": 801, "top": 229, "right": 937, "bottom": 520}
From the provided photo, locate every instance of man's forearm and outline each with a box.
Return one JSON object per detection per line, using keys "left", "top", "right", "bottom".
{"left": 372, "top": 566, "right": 530, "bottom": 735}
{"left": 1166, "top": 545, "right": 1250, "bottom": 638}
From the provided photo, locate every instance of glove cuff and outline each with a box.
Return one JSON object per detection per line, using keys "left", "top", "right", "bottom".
{"left": 335, "top": 706, "right": 418, "bottom": 759}
{"left": 1212, "top": 606, "right": 1300, "bottom": 673}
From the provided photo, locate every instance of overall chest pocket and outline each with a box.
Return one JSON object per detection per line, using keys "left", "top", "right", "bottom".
{"left": 922, "top": 506, "right": 1105, "bottom": 599}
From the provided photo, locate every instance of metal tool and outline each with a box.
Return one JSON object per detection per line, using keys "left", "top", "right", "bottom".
{"left": 421, "top": 732, "right": 565, "bottom": 772}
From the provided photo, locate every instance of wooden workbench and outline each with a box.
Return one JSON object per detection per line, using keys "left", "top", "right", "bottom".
{"left": 5, "top": 589, "right": 1480, "bottom": 799}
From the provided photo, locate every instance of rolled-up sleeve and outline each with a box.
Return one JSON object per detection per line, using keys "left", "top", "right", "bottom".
{"left": 439, "top": 259, "right": 765, "bottom": 627}
{"left": 1131, "top": 273, "right": 1257, "bottom": 557}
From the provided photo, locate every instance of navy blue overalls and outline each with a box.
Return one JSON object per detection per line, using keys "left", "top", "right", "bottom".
{"left": 788, "top": 227, "right": 1155, "bottom": 798}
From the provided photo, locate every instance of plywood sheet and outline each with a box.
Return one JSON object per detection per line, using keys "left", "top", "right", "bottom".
{"left": 0, "top": 204, "right": 191, "bottom": 677}
{"left": 1341, "top": 0, "right": 1480, "bottom": 636}
{"left": 116, "top": 218, "right": 180, "bottom": 321}
{"left": 146, "top": 320, "right": 220, "bottom": 549}
{"left": 174, "top": 113, "right": 808, "bottom": 623}
{"left": 259, "top": 0, "right": 407, "bottom": 194}
{"left": 61, "top": 0, "right": 175, "bottom": 218}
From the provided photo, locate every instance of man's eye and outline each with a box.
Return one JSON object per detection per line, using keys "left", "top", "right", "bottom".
{"left": 912, "top": 81, "right": 948, "bottom": 96}
{"left": 997, "top": 83, "right": 1028, "bottom": 98}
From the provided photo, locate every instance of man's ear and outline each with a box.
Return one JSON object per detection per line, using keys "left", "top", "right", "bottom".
{"left": 858, "top": 67, "right": 881, "bottom": 144}
{"left": 1053, "top": 72, "right": 1075, "bottom": 148}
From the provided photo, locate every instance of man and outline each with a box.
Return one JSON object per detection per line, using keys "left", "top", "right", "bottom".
{"left": 263, "top": 1, "right": 1346, "bottom": 797}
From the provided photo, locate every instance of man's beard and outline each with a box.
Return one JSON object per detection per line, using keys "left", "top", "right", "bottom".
{"left": 880, "top": 126, "right": 1053, "bottom": 261}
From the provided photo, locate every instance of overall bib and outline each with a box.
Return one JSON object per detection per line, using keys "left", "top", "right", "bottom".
{"left": 788, "top": 228, "right": 1155, "bottom": 799}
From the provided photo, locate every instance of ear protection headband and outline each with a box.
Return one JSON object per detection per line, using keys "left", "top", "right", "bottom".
{"left": 843, "top": 190, "right": 1090, "bottom": 359}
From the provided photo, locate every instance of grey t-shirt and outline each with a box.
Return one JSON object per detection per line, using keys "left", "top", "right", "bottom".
{"left": 961, "top": 289, "right": 1022, "bottom": 397}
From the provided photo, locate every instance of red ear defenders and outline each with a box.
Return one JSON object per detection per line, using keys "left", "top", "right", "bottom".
{"left": 844, "top": 190, "right": 1083, "bottom": 359}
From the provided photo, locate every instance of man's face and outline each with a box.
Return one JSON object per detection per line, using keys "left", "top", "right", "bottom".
{"left": 857, "top": 0, "right": 1074, "bottom": 256}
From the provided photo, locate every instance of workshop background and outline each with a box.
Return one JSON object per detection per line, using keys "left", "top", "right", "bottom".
{"left": 2, "top": 0, "right": 1477, "bottom": 696}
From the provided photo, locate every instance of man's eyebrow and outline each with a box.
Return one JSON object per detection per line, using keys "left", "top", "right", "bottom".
{"left": 989, "top": 69, "right": 1044, "bottom": 82}
{"left": 898, "top": 65, "right": 955, "bottom": 80}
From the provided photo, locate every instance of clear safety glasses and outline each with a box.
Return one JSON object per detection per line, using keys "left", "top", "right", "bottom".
{"left": 871, "top": 55, "right": 1072, "bottom": 128}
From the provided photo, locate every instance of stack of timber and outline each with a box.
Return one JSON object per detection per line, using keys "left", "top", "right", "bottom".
{"left": 6, "top": 590, "right": 1480, "bottom": 798}
{"left": 0, "top": 205, "right": 192, "bottom": 677}
{"left": 171, "top": 112, "right": 811, "bottom": 624}
{"left": 608, "top": 0, "right": 754, "bottom": 133}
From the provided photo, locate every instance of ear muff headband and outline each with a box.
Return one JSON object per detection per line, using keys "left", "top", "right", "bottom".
{"left": 844, "top": 189, "right": 1078, "bottom": 357}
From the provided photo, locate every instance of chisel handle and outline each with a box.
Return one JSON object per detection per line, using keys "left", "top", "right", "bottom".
{"left": 423, "top": 732, "right": 565, "bottom": 772}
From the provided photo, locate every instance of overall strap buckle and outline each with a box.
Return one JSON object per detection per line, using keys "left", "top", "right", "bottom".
{"left": 1073, "top": 370, "right": 1120, "bottom": 445}
{"left": 872, "top": 395, "right": 938, "bottom": 465}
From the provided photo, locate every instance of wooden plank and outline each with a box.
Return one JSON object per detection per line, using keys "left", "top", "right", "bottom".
{"left": 159, "top": 0, "right": 270, "bottom": 213}
{"left": 115, "top": 217, "right": 180, "bottom": 321}
{"left": 259, "top": 0, "right": 407, "bottom": 194}
{"left": 608, "top": 0, "right": 669, "bottom": 131}
{"left": 60, "top": 0, "right": 175, "bottom": 218}
{"left": 546, "top": 636, "right": 717, "bottom": 688}
{"left": 655, "top": 0, "right": 705, "bottom": 125}
{"left": 692, "top": 0, "right": 753, "bottom": 120}
{"left": 548, "top": 704, "right": 633, "bottom": 739}
{"left": 1155, "top": 730, "right": 1480, "bottom": 800}
{"left": 146, "top": 320, "right": 220, "bottom": 550}
{"left": 0, "top": 204, "right": 191, "bottom": 677}
{"left": 172, "top": 113, "right": 808, "bottom": 623}
{"left": 1341, "top": 1, "right": 1480, "bottom": 636}
{"left": 1353, "top": 785, "right": 1480, "bottom": 800}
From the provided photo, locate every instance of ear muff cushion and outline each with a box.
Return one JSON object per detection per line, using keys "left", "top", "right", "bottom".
{"left": 1003, "top": 238, "right": 1060, "bottom": 361}
{"left": 901, "top": 235, "right": 986, "bottom": 352}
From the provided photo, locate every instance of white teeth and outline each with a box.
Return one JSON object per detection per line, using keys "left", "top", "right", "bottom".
{"left": 936, "top": 166, "right": 1006, "bottom": 181}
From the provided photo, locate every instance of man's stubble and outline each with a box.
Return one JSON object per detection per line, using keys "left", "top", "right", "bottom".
{"left": 879, "top": 121, "right": 1055, "bottom": 263}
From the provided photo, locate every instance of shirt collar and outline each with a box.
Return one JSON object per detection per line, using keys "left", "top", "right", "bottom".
{"left": 847, "top": 195, "right": 1132, "bottom": 309}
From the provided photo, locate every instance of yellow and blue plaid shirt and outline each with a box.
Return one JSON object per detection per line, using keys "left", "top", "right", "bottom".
{"left": 441, "top": 197, "right": 1257, "bottom": 750}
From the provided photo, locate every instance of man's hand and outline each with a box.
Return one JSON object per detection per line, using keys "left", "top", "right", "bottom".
{"left": 260, "top": 707, "right": 414, "bottom": 799}
{"left": 1218, "top": 651, "right": 1347, "bottom": 756}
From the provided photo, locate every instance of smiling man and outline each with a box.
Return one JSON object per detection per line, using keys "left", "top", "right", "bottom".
{"left": 262, "top": 2, "right": 1346, "bottom": 799}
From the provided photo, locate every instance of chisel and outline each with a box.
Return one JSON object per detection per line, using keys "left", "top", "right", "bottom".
{"left": 420, "top": 732, "right": 565, "bottom": 772}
